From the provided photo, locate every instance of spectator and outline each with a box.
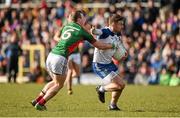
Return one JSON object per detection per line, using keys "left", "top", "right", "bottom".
{"left": 134, "top": 62, "right": 149, "bottom": 85}
{"left": 0, "top": 51, "right": 6, "bottom": 75}
{"left": 159, "top": 68, "right": 171, "bottom": 86}
{"left": 169, "top": 70, "right": 180, "bottom": 86}
{"left": 0, "top": 1, "right": 179, "bottom": 87}
{"left": 4, "top": 31, "right": 22, "bottom": 83}
{"left": 148, "top": 67, "right": 159, "bottom": 85}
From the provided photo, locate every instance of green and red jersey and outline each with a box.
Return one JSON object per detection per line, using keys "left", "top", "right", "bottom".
{"left": 51, "top": 22, "right": 95, "bottom": 58}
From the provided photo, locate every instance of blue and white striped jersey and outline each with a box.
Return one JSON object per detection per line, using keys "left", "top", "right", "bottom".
{"left": 93, "top": 27, "right": 121, "bottom": 64}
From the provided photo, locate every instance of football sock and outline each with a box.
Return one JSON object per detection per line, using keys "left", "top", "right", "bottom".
{"left": 38, "top": 98, "right": 46, "bottom": 105}
{"left": 35, "top": 95, "right": 43, "bottom": 102}
{"left": 34, "top": 90, "right": 46, "bottom": 103}
{"left": 99, "top": 86, "right": 106, "bottom": 92}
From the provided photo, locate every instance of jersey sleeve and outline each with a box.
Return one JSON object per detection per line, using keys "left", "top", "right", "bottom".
{"left": 81, "top": 28, "right": 96, "bottom": 44}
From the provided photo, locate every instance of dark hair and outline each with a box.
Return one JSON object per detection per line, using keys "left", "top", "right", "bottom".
{"left": 70, "top": 10, "right": 86, "bottom": 22}
{"left": 109, "top": 14, "right": 125, "bottom": 25}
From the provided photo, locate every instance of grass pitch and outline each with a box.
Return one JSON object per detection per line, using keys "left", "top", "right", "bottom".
{"left": 0, "top": 83, "right": 180, "bottom": 117}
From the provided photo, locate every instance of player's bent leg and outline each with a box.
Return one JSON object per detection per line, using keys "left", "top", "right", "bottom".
{"left": 43, "top": 74, "right": 66, "bottom": 101}
{"left": 109, "top": 75, "right": 125, "bottom": 111}
{"left": 109, "top": 90, "right": 122, "bottom": 111}
{"left": 96, "top": 71, "right": 118, "bottom": 103}
{"left": 99, "top": 73, "right": 125, "bottom": 110}
{"left": 112, "top": 75, "right": 125, "bottom": 90}
{"left": 96, "top": 80, "right": 124, "bottom": 104}
{"left": 103, "top": 74, "right": 125, "bottom": 92}
{"left": 31, "top": 80, "right": 55, "bottom": 107}
{"left": 35, "top": 74, "right": 66, "bottom": 111}
{"left": 31, "top": 70, "right": 55, "bottom": 107}
{"left": 41, "top": 81, "right": 55, "bottom": 96}
{"left": 31, "top": 90, "right": 46, "bottom": 107}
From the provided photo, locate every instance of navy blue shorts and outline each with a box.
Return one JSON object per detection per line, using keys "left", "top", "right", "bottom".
{"left": 92, "top": 62, "right": 118, "bottom": 79}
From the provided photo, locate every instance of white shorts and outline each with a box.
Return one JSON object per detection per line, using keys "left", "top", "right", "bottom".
{"left": 93, "top": 62, "right": 119, "bottom": 85}
{"left": 68, "top": 53, "right": 81, "bottom": 65}
{"left": 46, "top": 52, "right": 67, "bottom": 75}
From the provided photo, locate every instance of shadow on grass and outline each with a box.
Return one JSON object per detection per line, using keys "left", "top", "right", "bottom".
{"left": 121, "top": 109, "right": 145, "bottom": 112}
{"left": 122, "top": 109, "right": 180, "bottom": 114}
{"left": 147, "top": 110, "right": 180, "bottom": 113}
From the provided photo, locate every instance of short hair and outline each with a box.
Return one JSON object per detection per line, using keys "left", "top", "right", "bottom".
{"left": 109, "top": 14, "right": 125, "bottom": 25}
{"left": 70, "top": 10, "right": 86, "bottom": 22}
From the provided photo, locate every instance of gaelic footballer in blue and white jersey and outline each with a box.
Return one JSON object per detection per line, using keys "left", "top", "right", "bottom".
{"left": 93, "top": 27, "right": 122, "bottom": 64}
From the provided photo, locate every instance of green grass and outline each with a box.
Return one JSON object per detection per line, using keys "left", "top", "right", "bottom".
{"left": 0, "top": 83, "right": 180, "bottom": 117}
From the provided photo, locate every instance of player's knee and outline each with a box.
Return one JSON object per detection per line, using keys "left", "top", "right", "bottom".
{"left": 116, "top": 83, "right": 125, "bottom": 90}
{"left": 118, "top": 80, "right": 125, "bottom": 89}
{"left": 113, "top": 84, "right": 121, "bottom": 91}
{"left": 54, "top": 82, "right": 64, "bottom": 90}
{"left": 114, "top": 78, "right": 125, "bottom": 90}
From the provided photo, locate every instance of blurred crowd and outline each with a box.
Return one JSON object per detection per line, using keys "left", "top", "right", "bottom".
{"left": 0, "top": 0, "right": 179, "bottom": 85}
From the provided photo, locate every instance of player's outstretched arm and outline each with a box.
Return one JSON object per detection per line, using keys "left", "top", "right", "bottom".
{"left": 92, "top": 40, "right": 117, "bottom": 50}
